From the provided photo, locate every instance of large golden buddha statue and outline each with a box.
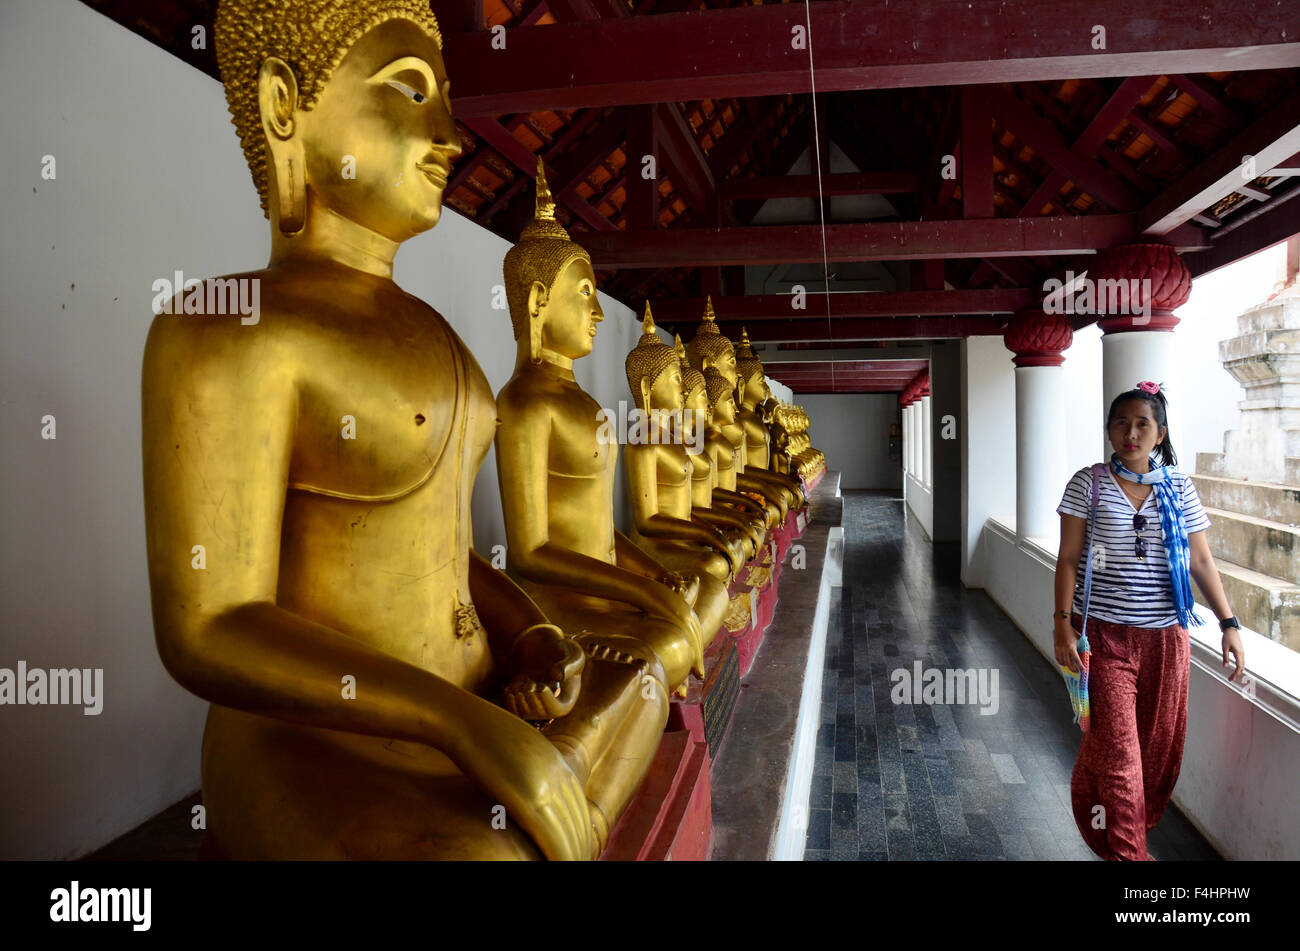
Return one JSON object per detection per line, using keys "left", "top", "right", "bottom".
{"left": 734, "top": 329, "right": 807, "bottom": 507}
{"left": 142, "top": 0, "right": 661, "bottom": 861}
{"left": 686, "top": 300, "right": 790, "bottom": 521}
{"left": 495, "top": 162, "right": 707, "bottom": 723}
{"left": 622, "top": 306, "right": 739, "bottom": 624}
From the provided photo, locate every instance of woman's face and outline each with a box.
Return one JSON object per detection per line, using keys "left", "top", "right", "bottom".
{"left": 299, "top": 19, "right": 462, "bottom": 242}
{"left": 1108, "top": 398, "right": 1165, "bottom": 466}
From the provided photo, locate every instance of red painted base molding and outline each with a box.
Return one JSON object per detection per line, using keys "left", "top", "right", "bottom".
{"left": 600, "top": 730, "right": 712, "bottom": 861}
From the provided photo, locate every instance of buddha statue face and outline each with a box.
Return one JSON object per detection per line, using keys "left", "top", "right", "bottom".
{"left": 296, "top": 19, "right": 462, "bottom": 241}
{"left": 217, "top": 1, "right": 461, "bottom": 242}
{"left": 684, "top": 382, "right": 711, "bottom": 440}
{"left": 647, "top": 364, "right": 684, "bottom": 414}
{"left": 535, "top": 257, "right": 604, "bottom": 361}
{"left": 705, "top": 369, "right": 738, "bottom": 427}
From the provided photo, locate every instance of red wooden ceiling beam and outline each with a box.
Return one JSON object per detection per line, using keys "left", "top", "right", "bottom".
{"left": 1140, "top": 87, "right": 1300, "bottom": 235}
{"left": 1017, "top": 75, "right": 1158, "bottom": 218}
{"left": 653, "top": 102, "right": 719, "bottom": 221}
{"left": 703, "top": 316, "right": 1005, "bottom": 343}
{"left": 962, "top": 86, "right": 995, "bottom": 219}
{"left": 718, "top": 171, "right": 921, "bottom": 200}
{"left": 991, "top": 88, "right": 1145, "bottom": 211}
{"left": 1183, "top": 180, "right": 1300, "bottom": 277}
{"left": 442, "top": 1, "right": 1300, "bottom": 116}
{"left": 652, "top": 288, "right": 1032, "bottom": 322}
{"left": 576, "top": 214, "right": 1208, "bottom": 268}
{"left": 460, "top": 116, "right": 616, "bottom": 231}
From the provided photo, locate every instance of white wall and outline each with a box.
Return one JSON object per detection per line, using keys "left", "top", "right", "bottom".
{"left": 959, "top": 336, "right": 1017, "bottom": 587}
{"left": 0, "top": 0, "right": 642, "bottom": 859}
{"left": 798, "top": 393, "right": 898, "bottom": 489}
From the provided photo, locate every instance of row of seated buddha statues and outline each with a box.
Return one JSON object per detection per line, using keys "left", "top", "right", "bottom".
{"left": 139, "top": 0, "right": 818, "bottom": 862}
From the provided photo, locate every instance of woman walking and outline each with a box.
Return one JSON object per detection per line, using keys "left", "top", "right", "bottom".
{"left": 1053, "top": 381, "right": 1246, "bottom": 861}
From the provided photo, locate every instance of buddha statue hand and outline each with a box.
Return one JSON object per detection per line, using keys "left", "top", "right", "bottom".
{"left": 462, "top": 702, "right": 596, "bottom": 860}
{"left": 503, "top": 623, "right": 587, "bottom": 721}
{"left": 659, "top": 569, "right": 699, "bottom": 604}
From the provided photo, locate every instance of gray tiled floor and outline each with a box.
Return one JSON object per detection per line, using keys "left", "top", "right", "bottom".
{"left": 804, "top": 490, "right": 1220, "bottom": 862}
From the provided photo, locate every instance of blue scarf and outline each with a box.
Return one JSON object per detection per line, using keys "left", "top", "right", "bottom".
{"left": 1110, "top": 452, "right": 1205, "bottom": 629}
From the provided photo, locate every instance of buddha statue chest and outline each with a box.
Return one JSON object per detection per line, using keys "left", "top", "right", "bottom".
{"left": 739, "top": 410, "right": 770, "bottom": 468}
{"left": 271, "top": 297, "right": 496, "bottom": 687}
{"left": 651, "top": 443, "right": 692, "bottom": 517}
{"left": 690, "top": 447, "right": 714, "bottom": 508}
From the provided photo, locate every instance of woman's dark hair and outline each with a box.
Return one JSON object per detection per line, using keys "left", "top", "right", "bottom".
{"left": 1106, "top": 384, "right": 1178, "bottom": 468}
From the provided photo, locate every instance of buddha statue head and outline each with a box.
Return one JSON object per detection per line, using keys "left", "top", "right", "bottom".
{"left": 503, "top": 159, "right": 604, "bottom": 367}
{"left": 704, "top": 367, "right": 738, "bottom": 429}
{"left": 215, "top": 0, "right": 461, "bottom": 242}
{"left": 676, "top": 334, "right": 710, "bottom": 444}
{"left": 686, "top": 296, "right": 738, "bottom": 387}
{"left": 625, "top": 303, "right": 682, "bottom": 414}
{"left": 734, "top": 327, "right": 770, "bottom": 407}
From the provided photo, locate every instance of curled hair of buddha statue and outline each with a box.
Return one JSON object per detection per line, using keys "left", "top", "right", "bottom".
{"left": 686, "top": 295, "right": 735, "bottom": 372}
{"left": 625, "top": 303, "right": 680, "bottom": 411}
{"left": 503, "top": 158, "right": 594, "bottom": 359}
{"left": 734, "top": 327, "right": 765, "bottom": 388}
{"left": 704, "top": 367, "right": 735, "bottom": 412}
{"left": 675, "top": 333, "right": 707, "bottom": 404}
{"left": 214, "top": 0, "right": 444, "bottom": 219}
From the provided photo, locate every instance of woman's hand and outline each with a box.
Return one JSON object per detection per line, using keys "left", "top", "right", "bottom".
{"left": 1221, "top": 627, "right": 1246, "bottom": 683}
{"left": 1054, "top": 620, "right": 1083, "bottom": 673}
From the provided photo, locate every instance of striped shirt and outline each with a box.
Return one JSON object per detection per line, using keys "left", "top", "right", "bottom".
{"left": 1056, "top": 464, "right": 1211, "bottom": 628}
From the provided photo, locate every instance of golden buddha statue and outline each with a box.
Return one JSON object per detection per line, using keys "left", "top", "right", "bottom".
{"left": 622, "top": 307, "right": 741, "bottom": 604}
{"left": 703, "top": 367, "right": 772, "bottom": 528}
{"left": 677, "top": 335, "right": 765, "bottom": 558}
{"left": 686, "top": 299, "right": 790, "bottom": 521}
{"left": 142, "top": 0, "right": 661, "bottom": 861}
{"left": 734, "top": 329, "right": 806, "bottom": 507}
{"left": 495, "top": 161, "right": 708, "bottom": 721}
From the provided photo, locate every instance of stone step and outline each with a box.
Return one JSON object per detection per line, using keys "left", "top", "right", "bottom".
{"left": 1190, "top": 472, "right": 1300, "bottom": 525}
{"left": 1196, "top": 451, "right": 1300, "bottom": 485}
{"left": 1198, "top": 557, "right": 1300, "bottom": 650}
{"left": 1201, "top": 506, "right": 1300, "bottom": 584}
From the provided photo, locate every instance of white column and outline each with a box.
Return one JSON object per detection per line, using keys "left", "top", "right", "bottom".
{"left": 902, "top": 404, "right": 911, "bottom": 476}
{"left": 1101, "top": 330, "right": 1180, "bottom": 464}
{"left": 1015, "top": 365, "right": 1068, "bottom": 544}
{"left": 907, "top": 403, "right": 917, "bottom": 477}
{"left": 921, "top": 395, "right": 932, "bottom": 487}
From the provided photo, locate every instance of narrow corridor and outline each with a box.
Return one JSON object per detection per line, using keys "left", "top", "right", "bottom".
{"left": 804, "top": 491, "right": 1219, "bottom": 861}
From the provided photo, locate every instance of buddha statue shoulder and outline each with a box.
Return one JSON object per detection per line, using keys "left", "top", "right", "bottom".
{"left": 494, "top": 161, "right": 708, "bottom": 704}
{"left": 142, "top": 0, "right": 657, "bottom": 860}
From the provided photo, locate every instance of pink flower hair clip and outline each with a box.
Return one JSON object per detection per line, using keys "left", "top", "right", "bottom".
{"left": 1137, "top": 380, "right": 1161, "bottom": 395}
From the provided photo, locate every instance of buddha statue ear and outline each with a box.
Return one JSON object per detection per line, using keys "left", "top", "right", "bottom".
{"left": 259, "top": 57, "right": 306, "bottom": 236}
{"left": 526, "top": 281, "right": 549, "bottom": 364}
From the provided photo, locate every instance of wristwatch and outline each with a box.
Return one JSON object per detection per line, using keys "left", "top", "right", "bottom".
{"left": 1219, "top": 615, "right": 1240, "bottom": 632}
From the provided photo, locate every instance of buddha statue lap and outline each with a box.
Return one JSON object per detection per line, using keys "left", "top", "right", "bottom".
{"left": 142, "top": 0, "right": 661, "bottom": 861}
{"left": 494, "top": 162, "right": 708, "bottom": 712}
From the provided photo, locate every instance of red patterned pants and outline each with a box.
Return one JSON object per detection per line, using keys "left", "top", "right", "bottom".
{"left": 1068, "top": 611, "right": 1190, "bottom": 861}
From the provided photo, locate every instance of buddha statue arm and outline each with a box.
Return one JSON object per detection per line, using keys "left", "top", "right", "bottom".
{"left": 692, "top": 506, "right": 762, "bottom": 552}
{"left": 625, "top": 447, "right": 737, "bottom": 568}
{"left": 714, "top": 486, "right": 765, "bottom": 514}
{"left": 495, "top": 399, "right": 698, "bottom": 635}
{"left": 468, "top": 549, "right": 585, "bottom": 720}
{"left": 142, "top": 330, "right": 592, "bottom": 861}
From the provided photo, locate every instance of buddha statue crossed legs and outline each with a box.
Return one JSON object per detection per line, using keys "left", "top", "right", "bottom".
{"left": 141, "top": 0, "right": 662, "bottom": 860}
